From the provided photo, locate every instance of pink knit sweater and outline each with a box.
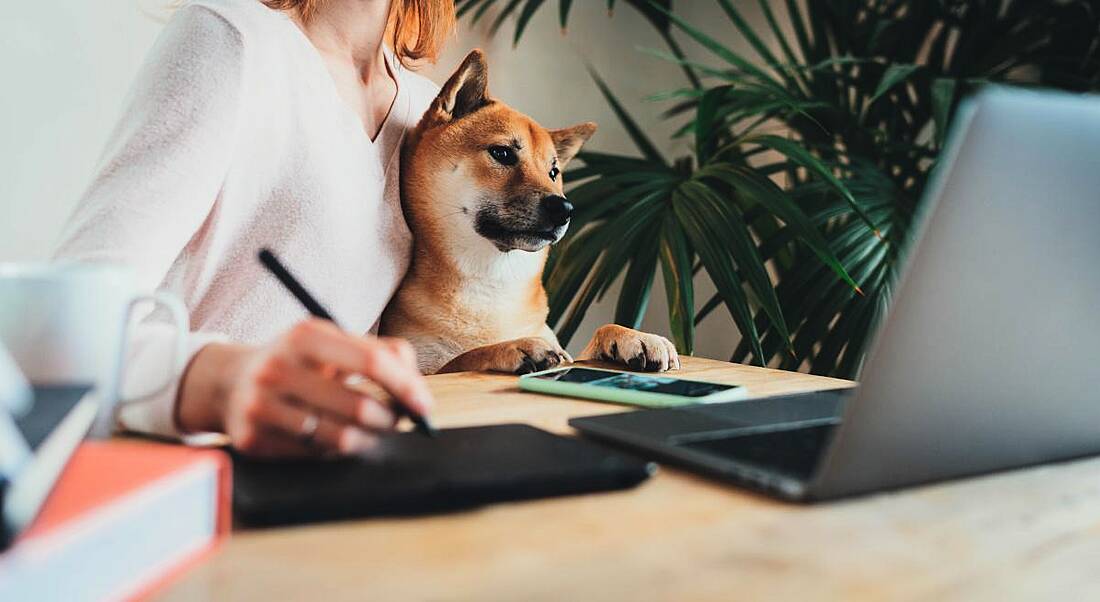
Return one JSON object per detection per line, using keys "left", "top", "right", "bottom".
{"left": 53, "top": 0, "right": 439, "bottom": 438}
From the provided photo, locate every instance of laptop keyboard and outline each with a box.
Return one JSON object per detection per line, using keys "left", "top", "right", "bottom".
{"left": 679, "top": 424, "right": 836, "bottom": 480}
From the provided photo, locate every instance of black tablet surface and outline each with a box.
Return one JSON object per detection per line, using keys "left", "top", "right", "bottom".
{"left": 232, "top": 423, "right": 656, "bottom": 526}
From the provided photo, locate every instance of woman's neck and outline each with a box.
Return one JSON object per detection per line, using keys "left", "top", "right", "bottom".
{"left": 291, "top": 0, "right": 393, "bottom": 84}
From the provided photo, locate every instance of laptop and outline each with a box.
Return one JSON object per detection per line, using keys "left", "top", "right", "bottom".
{"left": 570, "top": 87, "right": 1100, "bottom": 501}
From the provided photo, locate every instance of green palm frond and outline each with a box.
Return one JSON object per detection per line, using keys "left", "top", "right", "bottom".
{"left": 461, "top": 0, "right": 1100, "bottom": 377}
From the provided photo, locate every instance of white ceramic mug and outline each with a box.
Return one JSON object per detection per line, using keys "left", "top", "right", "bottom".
{"left": 0, "top": 262, "right": 188, "bottom": 438}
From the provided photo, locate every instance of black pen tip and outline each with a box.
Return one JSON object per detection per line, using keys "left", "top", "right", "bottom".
{"left": 414, "top": 416, "right": 438, "bottom": 438}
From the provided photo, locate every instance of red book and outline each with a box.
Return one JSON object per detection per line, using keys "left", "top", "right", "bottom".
{"left": 0, "top": 441, "right": 231, "bottom": 601}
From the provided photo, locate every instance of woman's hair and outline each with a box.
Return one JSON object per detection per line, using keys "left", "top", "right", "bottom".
{"left": 263, "top": 0, "right": 455, "bottom": 67}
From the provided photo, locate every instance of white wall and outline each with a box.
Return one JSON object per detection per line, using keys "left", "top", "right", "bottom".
{"left": 0, "top": 1, "right": 166, "bottom": 261}
{"left": 0, "top": 1, "right": 770, "bottom": 360}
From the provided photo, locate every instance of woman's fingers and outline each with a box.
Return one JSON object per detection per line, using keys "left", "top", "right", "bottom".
{"left": 255, "top": 357, "right": 396, "bottom": 430}
{"left": 356, "top": 343, "right": 433, "bottom": 415}
{"left": 217, "top": 325, "right": 432, "bottom": 459}
{"left": 238, "top": 392, "right": 378, "bottom": 454}
{"left": 281, "top": 320, "right": 435, "bottom": 415}
{"left": 236, "top": 428, "right": 314, "bottom": 458}
{"left": 381, "top": 336, "right": 418, "bottom": 370}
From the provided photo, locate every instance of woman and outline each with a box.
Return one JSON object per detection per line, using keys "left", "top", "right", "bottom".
{"left": 53, "top": 0, "right": 454, "bottom": 455}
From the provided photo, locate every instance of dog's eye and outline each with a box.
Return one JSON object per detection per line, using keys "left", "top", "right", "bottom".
{"left": 488, "top": 146, "right": 518, "bottom": 166}
{"left": 549, "top": 165, "right": 560, "bottom": 181}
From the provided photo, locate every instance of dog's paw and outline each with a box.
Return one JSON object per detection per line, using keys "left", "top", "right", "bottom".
{"left": 478, "top": 337, "right": 572, "bottom": 375}
{"left": 581, "top": 324, "right": 681, "bottom": 372}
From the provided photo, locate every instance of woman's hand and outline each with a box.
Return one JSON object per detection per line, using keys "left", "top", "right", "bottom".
{"left": 176, "top": 319, "right": 433, "bottom": 456}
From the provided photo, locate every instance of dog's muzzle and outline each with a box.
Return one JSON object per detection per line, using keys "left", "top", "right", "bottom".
{"left": 474, "top": 197, "right": 572, "bottom": 252}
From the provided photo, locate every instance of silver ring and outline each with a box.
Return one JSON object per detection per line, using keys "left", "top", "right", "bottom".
{"left": 299, "top": 412, "right": 320, "bottom": 444}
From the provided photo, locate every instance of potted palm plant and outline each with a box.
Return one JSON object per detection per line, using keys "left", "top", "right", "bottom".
{"left": 457, "top": 0, "right": 1100, "bottom": 377}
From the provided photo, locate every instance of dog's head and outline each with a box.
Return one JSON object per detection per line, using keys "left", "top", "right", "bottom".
{"left": 403, "top": 50, "right": 596, "bottom": 256}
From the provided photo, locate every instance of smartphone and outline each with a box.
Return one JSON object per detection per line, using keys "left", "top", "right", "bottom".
{"left": 519, "top": 366, "right": 748, "bottom": 408}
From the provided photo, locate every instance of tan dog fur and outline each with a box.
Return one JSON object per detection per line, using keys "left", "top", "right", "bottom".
{"left": 381, "top": 50, "right": 680, "bottom": 375}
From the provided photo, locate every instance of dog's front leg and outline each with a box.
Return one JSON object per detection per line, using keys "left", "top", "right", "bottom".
{"left": 578, "top": 324, "right": 681, "bottom": 372}
{"left": 437, "top": 335, "right": 572, "bottom": 375}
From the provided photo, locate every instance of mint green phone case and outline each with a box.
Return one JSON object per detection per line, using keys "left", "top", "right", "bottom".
{"left": 518, "top": 367, "right": 748, "bottom": 409}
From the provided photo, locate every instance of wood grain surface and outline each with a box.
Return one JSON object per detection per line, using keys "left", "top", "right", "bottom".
{"left": 155, "top": 357, "right": 1100, "bottom": 601}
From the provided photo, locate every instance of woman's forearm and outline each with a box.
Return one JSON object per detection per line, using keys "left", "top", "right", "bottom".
{"left": 175, "top": 342, "right": 250, "bottom": 434}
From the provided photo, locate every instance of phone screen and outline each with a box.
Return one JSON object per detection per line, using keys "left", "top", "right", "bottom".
{"left": 532, "top": 368, "right": 737, "bottom": 398}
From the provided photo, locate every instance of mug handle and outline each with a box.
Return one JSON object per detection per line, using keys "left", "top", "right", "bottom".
{"left": 118, "top": 291, "right": 189, "bottom": 402}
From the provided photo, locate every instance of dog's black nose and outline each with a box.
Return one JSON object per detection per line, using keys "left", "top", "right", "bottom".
{"left": 541, "top": 195, "right": 574, "bottom": 227}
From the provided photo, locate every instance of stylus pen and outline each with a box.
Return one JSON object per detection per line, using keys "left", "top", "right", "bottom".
{"left": 258, "top": 248, "right": 437, "bottom": 438}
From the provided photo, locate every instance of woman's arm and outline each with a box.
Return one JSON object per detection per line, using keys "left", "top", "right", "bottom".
{"left": 54, "top": 6, "right": 246, "bottom": 438}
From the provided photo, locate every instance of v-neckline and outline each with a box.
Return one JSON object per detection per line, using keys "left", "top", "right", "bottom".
{"left": 276, "top": 9, "right": 407, "bottom": 153}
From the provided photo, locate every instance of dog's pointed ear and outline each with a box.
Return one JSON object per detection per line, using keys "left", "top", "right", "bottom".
{"left": 550, "top": 122, "right": 597, "bottom": 167}
{"left": 425, "top": 49, "right": 491, "bottom": 126}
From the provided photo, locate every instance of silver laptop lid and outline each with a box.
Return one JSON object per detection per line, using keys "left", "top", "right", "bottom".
{"left": 812, "top": 87, "right": 1100, "bottom": 498}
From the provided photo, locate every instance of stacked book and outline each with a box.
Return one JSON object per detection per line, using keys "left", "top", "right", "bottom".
{"left": 0, "top": 441, "right": 230, "bottom": 600}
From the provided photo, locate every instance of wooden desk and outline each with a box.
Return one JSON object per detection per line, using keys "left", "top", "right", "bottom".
{"left": 157, "top": 357, "right": 1100, "bottom": 601}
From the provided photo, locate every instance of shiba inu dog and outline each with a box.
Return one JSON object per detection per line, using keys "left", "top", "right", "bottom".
{"left": 381, "top": 50, "right": 680, "bottom": 375}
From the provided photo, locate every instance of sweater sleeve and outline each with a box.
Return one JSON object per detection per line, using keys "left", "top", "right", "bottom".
{"left": 53, "top": 5, "right": 245, "bottom": 439}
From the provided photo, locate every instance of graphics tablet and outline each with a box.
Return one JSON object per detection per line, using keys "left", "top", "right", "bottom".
{"left": 232, "top": 423, "right": 656, "bottom": 526}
